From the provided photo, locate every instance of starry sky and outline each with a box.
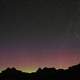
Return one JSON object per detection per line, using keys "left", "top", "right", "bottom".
{"left": 0, "top": 0, "right": 80, "bottom": 72}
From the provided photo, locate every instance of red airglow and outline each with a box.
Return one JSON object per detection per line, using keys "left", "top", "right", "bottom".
{"left": 0, "top": 48, "right": 80, "bottom": 72}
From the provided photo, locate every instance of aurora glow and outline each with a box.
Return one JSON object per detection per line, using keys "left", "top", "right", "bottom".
{"left": 0, "top": 0, "right": 80, "bottom": 72}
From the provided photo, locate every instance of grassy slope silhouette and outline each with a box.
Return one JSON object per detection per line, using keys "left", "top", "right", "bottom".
{"left": 0, "top": 64, "right": 80, "bottom": 80}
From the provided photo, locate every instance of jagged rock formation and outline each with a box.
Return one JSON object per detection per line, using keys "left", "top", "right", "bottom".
{"left": 0, "top": 64, "right": 80, "bottom": 80}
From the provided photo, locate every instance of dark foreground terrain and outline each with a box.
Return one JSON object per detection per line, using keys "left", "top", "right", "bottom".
{"left": 0, "top": 64, "right": 80, "bottom": 80}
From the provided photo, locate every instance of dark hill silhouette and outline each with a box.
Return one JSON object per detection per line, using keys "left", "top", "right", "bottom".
{"left": 0, "top": 64, "right": 80, "bottom": 80}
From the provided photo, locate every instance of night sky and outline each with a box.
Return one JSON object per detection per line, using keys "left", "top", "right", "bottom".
{"left": 0, "top": 0, "right": 80, "bottom": 72}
